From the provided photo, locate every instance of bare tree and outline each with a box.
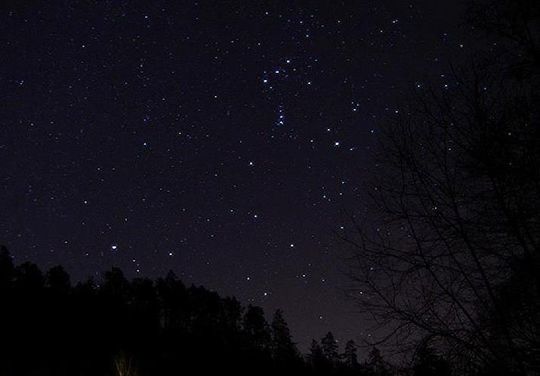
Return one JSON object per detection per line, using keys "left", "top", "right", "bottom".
{"left": 343, "top": 18, "right": 540, "bottom": 372}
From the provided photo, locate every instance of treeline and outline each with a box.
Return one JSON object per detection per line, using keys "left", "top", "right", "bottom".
{"left": 0, "top": 246, "right": 406, "bottom": 376}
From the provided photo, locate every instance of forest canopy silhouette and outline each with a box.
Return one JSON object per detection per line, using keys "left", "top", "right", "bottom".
{"left": 0, "top": 246, "right": 394, "bottom": 376}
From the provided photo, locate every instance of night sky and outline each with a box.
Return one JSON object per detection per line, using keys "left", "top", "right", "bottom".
{"left": 0, "top": 1, "right": 466, "bottom": 350}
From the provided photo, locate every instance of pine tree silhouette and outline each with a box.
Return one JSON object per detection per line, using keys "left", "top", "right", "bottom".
{"left": 343, "top": 339, "right": 359, "bottom": 368}
{"left": 243, "top": 305, "right": 271, "bottom": 350}
{"left": 271, "top": 309, "right": 299, "bottom": 362}
{"left": 321, "top": 331, "right": 339, "bottom": 363}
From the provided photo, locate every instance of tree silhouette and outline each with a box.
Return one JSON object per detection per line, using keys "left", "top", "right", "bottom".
{"left": 243, "top": 305, "right": 271, "bottom": 350}
{"left": 46, "top": 265, "right": 71, "bottom": 292}
{"left": 343, "top": 340, "right": 359, "bottom": 368}
{"left": 14, "top": 261, "right": 44, "bottom": 291}
{"left": 156, "top": 270, "right": 187, "bottom": 330}
{"left": 103, "top": 267, "right": 130, "bottom": 298}
{"left": 412, "top": 342, "right": 451, "bottom": 376}
{"left": 222, "top": 296, "right": 243, "bottom": 331}
{"left": 467, "top": 0, "right": 540, "bottom": 80}
{"left": 321, "top": 331, "right": 339, "bottom": 363}
{"left": 343, "top": 0, "right": 540, "bottom": 372}
{"left": 271, "top": 309, "right": 299, "bottom": 362}
{"left": 367, "top": 347, "right": 389, "bottom": 376}
{"left": 308, "top": 339, "right": 326, "bottom": 370}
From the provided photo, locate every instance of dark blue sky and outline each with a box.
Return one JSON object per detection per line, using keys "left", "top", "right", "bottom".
{"left": 0, "top": 0, "right": 466, "bottom": 351}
